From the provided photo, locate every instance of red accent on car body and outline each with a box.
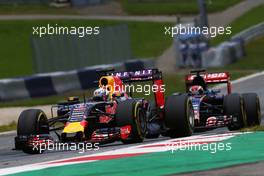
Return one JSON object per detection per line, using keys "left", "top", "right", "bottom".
{"left": 185, "top": 72, "right": 232, "bottom": 94}
{"left": 120, "top": 125, "right": 132, "bottom": 139}
{"left": 99, "top": 115, "right": 112, "bottom": 123}
{"left": 153, "top": 79, "right": 165, "bottom": 110}
{"left": 80, "top": 120, "right": 88, "bottom": 127}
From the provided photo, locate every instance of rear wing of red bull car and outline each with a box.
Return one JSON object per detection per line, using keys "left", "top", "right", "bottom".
{"left": 98, "top": 68, "right": 162, "bottom": 82}
{"left": 98, "top": 68, "right": 165, "bottom": 109}
{"left": 185, "top": 69, "right": 232, "bottom": 94}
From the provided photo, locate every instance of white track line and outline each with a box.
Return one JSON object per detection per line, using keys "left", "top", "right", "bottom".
{"left": 215, "top": 71, "right": 264, "bottom": 89}
{"left": 0, "top": 130, "right": 16, "bottom": 136}
{"left": 231, "top": 71, "right": 264, "bottom": 84}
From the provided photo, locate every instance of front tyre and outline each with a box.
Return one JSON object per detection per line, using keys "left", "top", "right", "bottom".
{"left": 164, "top": 95, "right": 194, "bottom": 138}
{"left": 16, "top": 109, "right": 49, "bottom": 154}
{"left": 224, "top": 94, "right": 247, "bottom": 131}
{"left": 116, "top": 100, "right": 147, "bottom": 144}
{"left": 242, "top": 93, "right": 261, "bottom": 126}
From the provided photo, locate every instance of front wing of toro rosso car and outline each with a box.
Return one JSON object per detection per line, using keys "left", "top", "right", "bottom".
{"left": 185, "top": 69, "right": 261, "bottom": 131}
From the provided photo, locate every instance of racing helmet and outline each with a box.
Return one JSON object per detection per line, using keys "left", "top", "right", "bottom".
{"left": 93, "top": 87, "right": 110, "bottom": 101}
{"left": 189, "top": 85, "right": 204, "bottom": 95}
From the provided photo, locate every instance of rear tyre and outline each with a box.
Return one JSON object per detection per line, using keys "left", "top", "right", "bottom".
{"left": 16, "top": 109, "right": 49, "bottom": 154}
{"left": 164, "top": 95, "right": 194, "bottom": 138}
{"left": 242, "top": 93, "right": 261, "bottom": 126}
{"left": 116, "top": 100, "right": 147, "bottom": 144}
{"left": 224, "top": 94, "right": 247, "bottom": 131}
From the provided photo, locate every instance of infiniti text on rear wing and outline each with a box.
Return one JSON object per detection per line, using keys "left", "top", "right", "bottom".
{"left": 107, "top": 69, "right": 162, "bottom": 83}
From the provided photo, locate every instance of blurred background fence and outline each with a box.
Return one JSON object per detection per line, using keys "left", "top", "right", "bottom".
{"left": 126, "top": 0, "right": 176, "bottom": 2}
{"left": 31, "top": 24, "right": 132, "bottom": 73}
{"left": 71, "top": 0, "right": 105, "bottom": 6}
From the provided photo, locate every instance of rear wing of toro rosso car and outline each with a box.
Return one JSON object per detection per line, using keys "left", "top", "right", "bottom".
{"left": 185, "top": 69, "right": 232, "bottom": 94}
{"left": 98, "top": 68, "right": 165, "bottom": 110}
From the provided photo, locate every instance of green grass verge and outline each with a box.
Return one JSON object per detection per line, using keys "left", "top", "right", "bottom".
{"left": 208, "top": 37, "right": 264, "bottom": 72}
{"left": 0, "top": 20, "right": 172, "bottom": 79}
{"left": 241, "top": 125, "right": 264, "bottom": 132}
{"left": 0, "top": 121, "right": 16, "bottom": 132}
{"left": 121, "top": 0, "right": 243, "bottom": 15}
{"left": 211, "top": 5, "right": 264, "bottom": 45}
{"left": 0, "top": 89, "right": 94, "bottom": 108}
{"left": 224, "top": 37, "right": 264, "bottom": 70}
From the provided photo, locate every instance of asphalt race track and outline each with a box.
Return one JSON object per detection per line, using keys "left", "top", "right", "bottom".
{"left": 0, "top": 73, "right": 263, "bottom": 173}
{"left": 0, "top": 129, "right": 228, "bottom": 169}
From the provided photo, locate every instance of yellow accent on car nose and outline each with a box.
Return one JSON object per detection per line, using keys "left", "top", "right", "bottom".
{"left": 63, "top": 122, "right": 84, "bottom": 133}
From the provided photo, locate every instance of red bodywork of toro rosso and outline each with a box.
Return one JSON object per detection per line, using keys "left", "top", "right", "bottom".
{"left": 184, "top": 70, "right": 261, "bottom": 131}
{"left": 184, "top": 70, "right": 234, "bottom": 129}
{"left": 185, "top": 71, "right": 232, "bottom": 94}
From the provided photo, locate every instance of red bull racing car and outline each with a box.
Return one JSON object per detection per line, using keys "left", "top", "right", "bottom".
{"left": 185, "top": 70, "right": 261, "bottom": 131}
{"left": 15, "top": 69, "right": 194, "bottom": 154}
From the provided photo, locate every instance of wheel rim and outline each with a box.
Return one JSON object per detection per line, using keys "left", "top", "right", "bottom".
{"left": 38, "top": 113, "right": 49, "bottom": 134}
{"left": 137, "top": 107, "right": 147, "bottom": 136}
{"left": 240, "top": 98, "right": 247, "bottom": 127}
{"left": 188, "top": 102, "right": 195, "bottom": 128}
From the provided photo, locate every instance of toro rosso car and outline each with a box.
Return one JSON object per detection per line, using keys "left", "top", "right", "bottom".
{"left": 185, "top": 70, "right": 261, "bottom": 131}
{"left": 15, "top": 69, "right": 194, "bottom": 154}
